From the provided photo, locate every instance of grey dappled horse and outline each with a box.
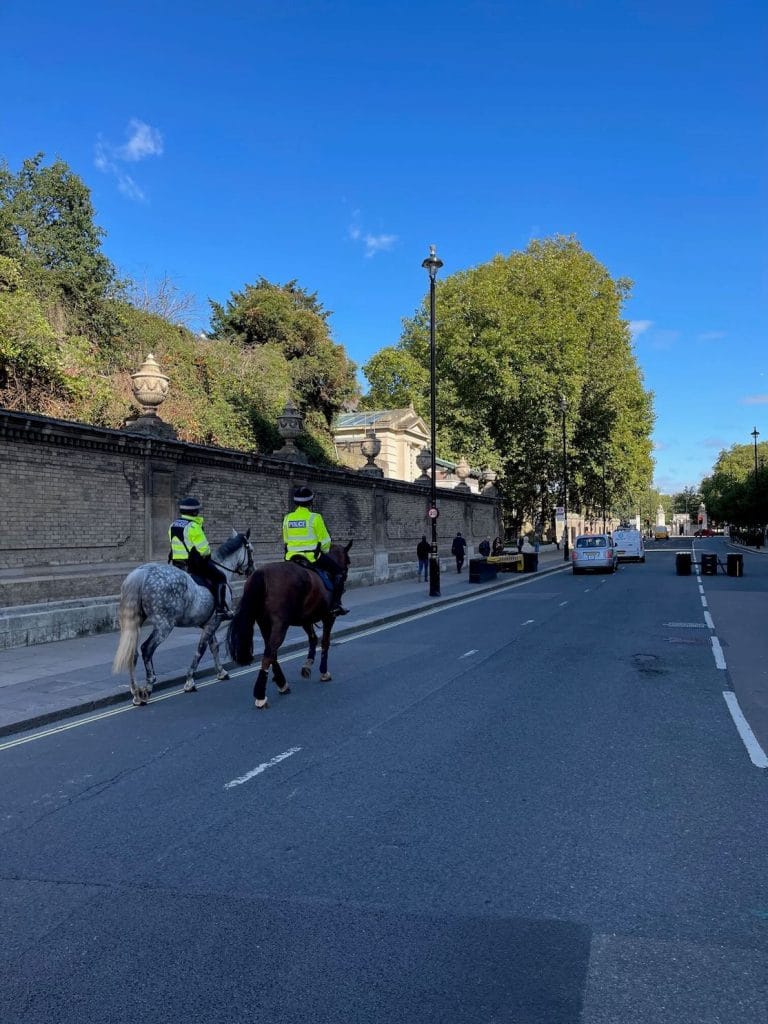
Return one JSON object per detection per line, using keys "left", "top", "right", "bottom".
{"left": 112, "top": 530, "right": 254, "bottom": 706}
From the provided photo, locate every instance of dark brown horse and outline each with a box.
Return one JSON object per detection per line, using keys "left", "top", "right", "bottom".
{"left": 227, "top": 542, "right": 352, "bottom": 709}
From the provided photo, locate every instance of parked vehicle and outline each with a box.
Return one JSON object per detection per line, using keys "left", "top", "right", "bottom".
{"left": 694, "top": 528, "right": 714, "bottom": 537}
{"left": 572, "top": 533, "right": 618, "bottom": 574}
{"left": 612, "top": 528, "right": 645, "bottom": 563}
{"left": 653, "top": 525, "right": 670, "bottom": 541}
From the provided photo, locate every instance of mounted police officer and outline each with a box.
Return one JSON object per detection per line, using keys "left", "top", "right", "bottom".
{"left": 283, "top": 485, "right": 348, "bottom": 615}
{"left": 168, "top": 496, "right": 233, "bottom": 619}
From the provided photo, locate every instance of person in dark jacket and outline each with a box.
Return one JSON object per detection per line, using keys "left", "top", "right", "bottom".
{"left": 451, "top": 531, "right": 467, "bottom": 572}
{"left": 479, "top": 537, "right": 491, "bottom": 558}
{"left": 416, "top": 535, "right": 430, "bottom": 581}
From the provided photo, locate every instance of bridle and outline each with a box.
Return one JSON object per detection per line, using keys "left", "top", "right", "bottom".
{"left": 211, "top": 535, "right": 254, "bottom": 577}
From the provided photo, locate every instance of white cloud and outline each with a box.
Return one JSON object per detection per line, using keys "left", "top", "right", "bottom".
{"left": 117, "top": 174, "right": 145, "bottom": 202}
{"left": 697, "top": 330, "right": 726, "bottom": 343}
{"left": 742, "top": 394, "right": 768, "bottom": 405}
{"left": 347, "top": 210, "right": 397, "bottom": 258}
{"left": 628, "top": 320, "right": 653, "bottom": 338}
{"left": 363, "top": 233, "right": 398, "bottom": 258}
{"left": 118, "top": 119, "right": 164, "bottom": 161}
{"left": 94, "top": 119, "right": 163, "bottom": 201}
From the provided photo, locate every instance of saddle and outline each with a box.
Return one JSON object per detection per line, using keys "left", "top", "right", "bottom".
{"left": 291, "top": 555, "right": 334, "bottom": 594}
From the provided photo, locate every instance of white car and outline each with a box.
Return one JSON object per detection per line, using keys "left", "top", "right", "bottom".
{"left": 612, "top": 528, "right": 645, "bottom": 563}
{"left": 572, "top": 533, "right": 618, "bottom": 574}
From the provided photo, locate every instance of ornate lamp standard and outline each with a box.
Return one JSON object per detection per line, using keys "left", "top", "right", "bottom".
{"left": 422, "top": 245, "right": 443, "bottom": 596}
{"left": 560, "top": 394, "right": 569, "bottom": 561}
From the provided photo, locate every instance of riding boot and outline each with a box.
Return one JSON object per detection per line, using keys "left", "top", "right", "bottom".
{"left": 215, "top": 583, "right": 234, "bottom": 620}
{"left": 330, "top": 575, "right": 349, "bottom": 616}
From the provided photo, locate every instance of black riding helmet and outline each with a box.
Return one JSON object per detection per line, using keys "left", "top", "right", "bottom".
{"left": 178, "top": 496, "right": 202, "bottom": 515}
{"left": 293, "top": 486, "right": 314, "bottom": 504}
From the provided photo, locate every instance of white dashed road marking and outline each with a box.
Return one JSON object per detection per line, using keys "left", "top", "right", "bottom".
{"left": 711, "top": 636, "right": 726, "bottom": 670}
{"left": 224, "top": 747, "right": 302, "bottom": 789}
{"left": 723, "top": 692, "right": 768, "bottom": 769}
{"left": 460, "top": 649, "right": 479, "bottom": 658}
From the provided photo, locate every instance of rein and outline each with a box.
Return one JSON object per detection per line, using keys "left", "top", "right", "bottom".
{"left": 210, "top": 539, "right": 254, "bottom": 576}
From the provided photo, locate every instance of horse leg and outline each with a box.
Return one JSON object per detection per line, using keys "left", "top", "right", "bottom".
{"left": 271, "top": 658, "right": 291, "bottom": 696}
{"left": 208, "top": 628, "right": 230, "bottom": 682}
{"left": 300, "top": 623, "right": 318, "bottom": 678}
{"left": 184, "top": 617, "right": 221, "bottom": 693}
{"left": 253, "top": 621, "right": 290, "bottom": 709}
{"left": 139, "top": 620, "right": 174, "bottom": 704}
{"left": 319, "top": 616, "right": 334, "bottom": 682}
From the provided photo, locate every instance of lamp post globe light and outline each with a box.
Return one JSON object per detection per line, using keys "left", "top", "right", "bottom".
{"left": 422, "top": 245, "right": 443, "bottom": 597}
{"left": 560, "top": 394, "right": 569, "bottom": 561}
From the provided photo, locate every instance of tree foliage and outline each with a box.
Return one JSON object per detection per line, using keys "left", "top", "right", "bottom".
{"left": 209, "top": 278, "right": 359, "bottom": 425}
{"left": 0, "top": 156, "right": 359, "bottom": 460}
{"left": 363, "top": 237, "right": 654, "bottom": 530}
{"left": 701, "top": 442, "right": 768, "bottom": 528}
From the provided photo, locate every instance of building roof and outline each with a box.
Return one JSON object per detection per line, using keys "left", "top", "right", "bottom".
{"left": 334, "top": 407, "right": 426, "bottom": 432}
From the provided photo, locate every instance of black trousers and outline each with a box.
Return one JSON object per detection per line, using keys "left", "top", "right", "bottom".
{"left": 173, "top": 556, "right": 228, "bottom": 609}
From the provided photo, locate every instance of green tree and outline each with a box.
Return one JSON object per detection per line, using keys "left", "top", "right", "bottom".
{"left": 209, "top": 278, "right": 359, "bottom": 424}
{"left": 0, "top": 154, "right": 118, "bottom": 334}
{"left": 362, "top": 236, "right": 654, "bottom": 530}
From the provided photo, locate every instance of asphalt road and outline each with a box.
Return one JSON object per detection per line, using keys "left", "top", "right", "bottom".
{"left": 1, "top": 543, "right": 766, "bottom": 1023}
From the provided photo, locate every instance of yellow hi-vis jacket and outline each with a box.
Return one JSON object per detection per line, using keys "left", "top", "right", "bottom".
{"left": 169, "top": 515, "right": 211, "bottom": 562}
{"left": 283, "top": 504, "right": 331, "bottom": 562}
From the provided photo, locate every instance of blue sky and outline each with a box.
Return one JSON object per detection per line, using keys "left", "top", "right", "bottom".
{"left": 2, "top": 0, "right": 766, "bottom": 494}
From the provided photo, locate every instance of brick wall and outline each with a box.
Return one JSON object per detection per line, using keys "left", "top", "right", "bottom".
{"left": 0, "top": 410, "right": 499, "bottom": 588}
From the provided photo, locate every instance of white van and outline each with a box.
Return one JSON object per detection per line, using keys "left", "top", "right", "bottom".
{"left": 612, "top": 528, "right": 645, "bottom": 563}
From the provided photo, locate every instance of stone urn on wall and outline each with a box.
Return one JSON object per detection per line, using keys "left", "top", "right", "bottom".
{"left": 415, "top": 447, "right": 432, "bottom": 485}
{"left": 272, "top": 399, "right": 309, "bottom": 463}
{"left": 454, "top": 456, "right": 471, "bottom": 492}
{"left": 122, "top": 353, "right": 178, "bottom": 439}
{"left": 359, "top": 429, "right": 384, "bottom": 477}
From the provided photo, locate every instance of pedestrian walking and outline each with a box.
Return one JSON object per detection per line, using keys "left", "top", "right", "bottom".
{"left": 416, "top": 535, "right": 430, "bottom": 581}
{"left": 451, "top": 531, "right": 467, "bottom": 572}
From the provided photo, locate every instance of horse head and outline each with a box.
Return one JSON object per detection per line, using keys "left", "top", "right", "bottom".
{"left": 328, "top": 540, "right": 352, "bottom": 582}
{"left": 220, "top": 528, "right": 254, "bottom": 576}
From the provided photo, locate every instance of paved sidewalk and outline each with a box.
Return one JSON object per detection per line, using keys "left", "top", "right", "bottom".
{"left": 0, "top": 548, "right": 568, "bottom": 738}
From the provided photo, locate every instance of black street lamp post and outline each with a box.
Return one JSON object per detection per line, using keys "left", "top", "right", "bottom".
{"left": 560, "top": 394, "right": 569, "bottom": 561}
{"left": 422, "top": 245, "right": 443, "bottom": 596}
{"left": 752, "top": 426, "right": 760, "bottom": 543}
{"left": 602, "top": 460, "right": 607, "bottom": 534}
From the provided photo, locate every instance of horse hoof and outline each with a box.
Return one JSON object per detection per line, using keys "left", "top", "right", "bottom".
{"left": 132, "top": 695, "right": 142, "bottom": 707}
{"left": 320, "top": 672, "right": 332, "bottom": 682}
{"left": 300, "top": 667, "right": 312, "bottom": 679}
{"left": 278, "top": 685, "right": 291, "bottom": 696}
{"left": 217, "top": 670, "right": 230, "bottom": 681}
{"left": 184, "top": 682, "right": 197, "bottom": 693}
{"left": 254, "top": 699, "right": 270, "bottom": 710}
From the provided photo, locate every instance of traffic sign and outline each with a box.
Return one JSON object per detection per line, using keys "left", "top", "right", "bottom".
{"left": 427, "top": 506, "right": 439, "bottom": 519}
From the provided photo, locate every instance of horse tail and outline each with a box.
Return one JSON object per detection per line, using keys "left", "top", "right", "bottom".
{"left": 227, "top": 570, "right": 263, "bottom": 665}
{"left": 112, "top": 570, "right": 143, "bottom": 674}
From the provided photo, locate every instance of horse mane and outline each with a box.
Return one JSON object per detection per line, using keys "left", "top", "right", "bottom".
{"left": 217, "top": 533, "right": 245, "bottom": 559}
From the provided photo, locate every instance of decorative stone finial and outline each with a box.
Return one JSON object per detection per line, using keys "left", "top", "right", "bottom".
{"left": 273, "top": 399, "right": 309, "bottom": 463}
{"left": 123, "top": 353, "right": 177, "bottom": 438}
{"left": 415, "top": 447, "right": 432, "bottom": 485}
{"left": 359, "top": 429, "right": 384, "bottom": 477}
{"left": 454, "top": 456, "right": 471, "bottom": 492}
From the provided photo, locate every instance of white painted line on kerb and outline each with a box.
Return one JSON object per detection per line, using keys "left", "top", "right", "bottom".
{"left": 460, "top": 649, "right": 479, "bottom": 659}
{"left": 711, "top": 636, "right": 727, "bottom": 670}
{"left": 701, "top": 594, "right": 708, "bottom": 609}
{"left": 723, "top": 692, "right": 768, "bottom": 768}
{"left": 698, "top": 584, "right": 705, "bottom": 594}
{"left": 0, "top": 652, "right": 306, "bottom": 752}
{"left": 224, "top": 747, "right": 302, "bottom": 789}
{"left": 704, "top": 610, "right": 715, "bottom": 630}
